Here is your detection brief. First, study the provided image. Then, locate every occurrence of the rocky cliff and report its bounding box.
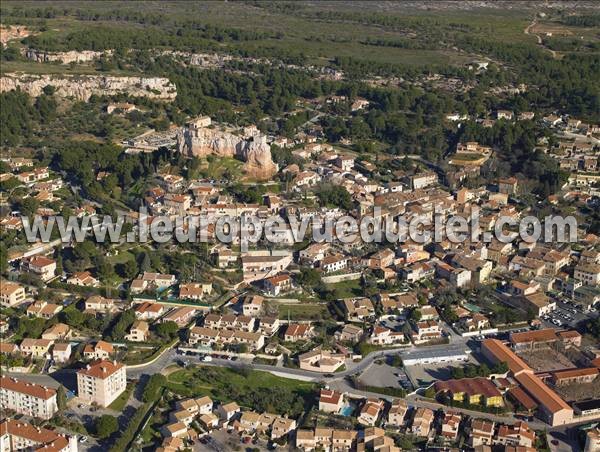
[24,49,112,64]
[176,122,277,180]
[0,73,177,101]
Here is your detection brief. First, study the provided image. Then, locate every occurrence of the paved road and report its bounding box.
[126,338,470,381]
[126,348,178,379]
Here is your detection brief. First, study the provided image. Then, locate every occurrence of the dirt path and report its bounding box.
[525,18,542,44]
[524,15,558,59]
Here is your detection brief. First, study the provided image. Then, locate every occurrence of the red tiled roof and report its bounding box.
[319,389,342,405]
[553,367,598,380]
[482,339,532,376]
[285,323,310,338]
[507,387,538,411]
[0,420,69,451]
[77,360,123,379]
[0,376,56,400]
[435,377,501,398]
[515,372,572,414]
[510,328,558,345]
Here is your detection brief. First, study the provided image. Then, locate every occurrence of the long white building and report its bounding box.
[0,376,58,420]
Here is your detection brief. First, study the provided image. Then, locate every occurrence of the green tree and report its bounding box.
[61,307,84,328]
[409,308,422,322]
[17,198,39,218]
[96,261,115,282]
[424,386,436,399]
[586,317,600,339]
[121,259,138,279]
[142,374,166,403]
[389,355,403,367]
[297,268,321,290]
[57,385,68,410]
[106,309,135,341]
[451,367,465,379]
[492,361,509,374]
[95,415,118,439]
[139,252,151,272]
[154,321,178,340]
[16,317,47,339]
[315,183,353,210]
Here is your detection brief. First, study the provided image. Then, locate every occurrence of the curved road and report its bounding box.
[125,340,469,380]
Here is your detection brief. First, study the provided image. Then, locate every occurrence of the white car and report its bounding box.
[79,436,88,443]
[202,355,213,362]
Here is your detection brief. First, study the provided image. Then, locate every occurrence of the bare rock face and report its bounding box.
[240,135,278,179]
[177,120,277,180]
[0,26,32,47]
[24,49,112,64]
[177,125,238,158]
[0,73,177,101]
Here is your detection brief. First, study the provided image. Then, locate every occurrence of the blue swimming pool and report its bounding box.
[340,405,354,416]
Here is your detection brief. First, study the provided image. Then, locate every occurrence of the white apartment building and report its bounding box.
[0,376,58,420]
[320,255,349,273]
[0,282,26,307]
[574,264,600,286]
[411,172,438,190]
[21,255,57,281]
[76,360,126,407]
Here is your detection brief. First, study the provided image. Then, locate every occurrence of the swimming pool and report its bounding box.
[340,404,354,416]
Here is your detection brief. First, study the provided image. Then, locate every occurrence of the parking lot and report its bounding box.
[541,300,592,329]
[357,360,412,391]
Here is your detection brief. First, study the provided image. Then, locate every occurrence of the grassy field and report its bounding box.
[167,365,314,396]
[198,156,244,180]
[277,302,328,320]
[325,278,363,298]
[166,365,315,416]
[106,249,135,265]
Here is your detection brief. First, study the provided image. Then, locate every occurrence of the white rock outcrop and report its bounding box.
[177,119,277,180]
[0,73,177,101]
[24,49,113,64]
